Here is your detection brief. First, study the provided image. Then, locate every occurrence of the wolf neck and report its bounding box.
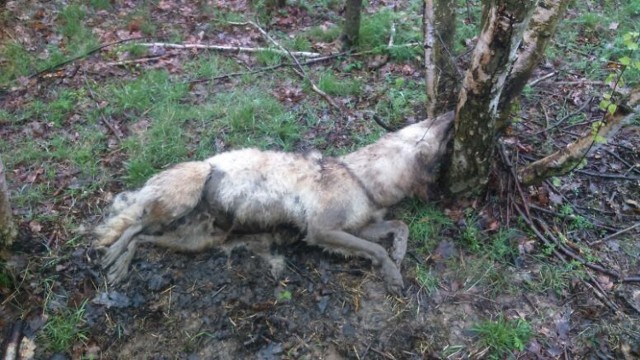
[339,135,423,207]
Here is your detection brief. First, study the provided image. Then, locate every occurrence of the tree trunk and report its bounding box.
[444,0,536,195]
[341,0,363,50]
[497,0,570,131]
[519,87,640,185]
[0,157,17,248]
[424,0,458,118]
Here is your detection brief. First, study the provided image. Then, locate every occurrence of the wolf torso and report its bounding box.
[204,149,382,234]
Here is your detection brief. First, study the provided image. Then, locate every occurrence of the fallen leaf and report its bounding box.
[29,221,42,233]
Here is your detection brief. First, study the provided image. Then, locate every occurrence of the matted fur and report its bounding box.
[96,112,454,295]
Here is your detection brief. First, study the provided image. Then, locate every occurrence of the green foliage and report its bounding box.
[530,263,571,295]
[415,264,439,294]
[374,77,426,128]
[397,200,452,254]
[277,289,292,302]
[0,42,34,85]
[472,315,533,359]
[221,91,301,150]
[89,0,112,10]
[42,301,89,352]
[106,70,189,117]
[59,5,99,56]
[304,25,341,43]
[316,72,362,97]
[256,50,284,66]
[184,54,238,79]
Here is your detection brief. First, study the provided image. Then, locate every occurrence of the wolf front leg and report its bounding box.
[357,220,409,268]
[307,228,404,296]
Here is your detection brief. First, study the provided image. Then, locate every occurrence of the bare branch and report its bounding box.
[138,42,323,58]
[519,87,640,185]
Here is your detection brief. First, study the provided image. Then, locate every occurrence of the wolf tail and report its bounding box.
[95,161,212,283]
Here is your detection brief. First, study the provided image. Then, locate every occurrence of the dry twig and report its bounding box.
[243,21,344,112]
[138,42,323,58]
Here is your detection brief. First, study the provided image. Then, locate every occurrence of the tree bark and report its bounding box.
[341,0,363,50]
[0,157,17,248]
[444,0,536,195]
[497,0,570,131]
[519,87,640,185]
[424,0,458,118]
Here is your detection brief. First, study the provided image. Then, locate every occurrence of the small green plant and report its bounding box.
[415,264,439,294]
[472,315,533,359]
[397,200,452,254]
[462,219,481,253]
[42,301,89,352]
[277,290,292,302]
[487,228,517,263]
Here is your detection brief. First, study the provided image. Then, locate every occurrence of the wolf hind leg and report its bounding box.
[356,220,409,268]
[306,228,404,296]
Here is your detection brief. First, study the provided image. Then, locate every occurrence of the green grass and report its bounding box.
[220,90,302,150]
[0,42,35,85]
[58,5,100,57]
[41,301,88,353]
[397,200,452,255]
[375,77,426,128]
[472,315,533,360]
[316,71,362,97]
[415,264,439,294]
[105,70,189,118]
[89,0,112,10]
[184,54,238,79]
[303,25,341,43]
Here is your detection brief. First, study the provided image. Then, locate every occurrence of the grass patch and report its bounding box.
[220,90,302,150]
[0,42,35,85]
[304,25,341,43]
[415,264,439,294]
[41,301,88,353]
[316,71,361,97]
[375,77,426,128]
[397,200,452,255]
[472,315,533,360]
[105,70,189,118]
[58,5,100,57]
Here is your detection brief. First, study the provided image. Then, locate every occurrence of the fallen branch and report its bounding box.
[138,42,323,58]
[575,170,640,181]
[532,96,592,136]
[3,320,23,360]
[243,21,344,112]
[104,55,164,67]
[527,71,557,87]
[589,222,640,246]
[26,37,145,81]
[519,86,640,185]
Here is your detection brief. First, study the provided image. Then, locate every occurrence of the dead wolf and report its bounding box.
[95,112,454,295]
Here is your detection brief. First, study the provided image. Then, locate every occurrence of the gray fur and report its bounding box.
[95,112,454,295]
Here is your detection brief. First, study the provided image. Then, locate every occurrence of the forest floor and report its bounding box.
[1,0,639,359]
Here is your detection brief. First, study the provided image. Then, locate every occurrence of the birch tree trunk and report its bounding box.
[497,0,570,130]
[444,0,536,195]
[342,0,363,49]
[0,157,17,248]
[424,0,457,118]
